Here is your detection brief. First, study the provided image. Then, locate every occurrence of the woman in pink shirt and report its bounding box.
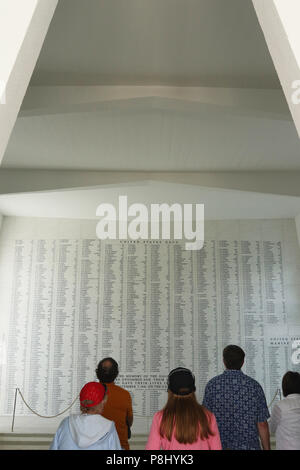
[146,368,222,450]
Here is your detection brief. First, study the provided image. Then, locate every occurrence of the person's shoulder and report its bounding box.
[242,372,264,388]
[206,373,224,387]
[58,416,70,428]
[112,383,132,398]
[97,413,115,427]
[104,417,119,436]
[271,399,282,412]
[54,415,70,435]
[152,410,163,423]
[274,396,292,410]
[87,414,115,436]
[242,373,266,394]
[202,406,215,420]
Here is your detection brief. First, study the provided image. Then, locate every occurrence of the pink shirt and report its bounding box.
[146,410,222,450]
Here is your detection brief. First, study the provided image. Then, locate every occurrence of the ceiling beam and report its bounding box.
[0,0,58,165]
[21,86,290,117]
[1,169,300,198]
[252,0,300,138]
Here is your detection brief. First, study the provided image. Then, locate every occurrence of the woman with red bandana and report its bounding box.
[50,382,121,450]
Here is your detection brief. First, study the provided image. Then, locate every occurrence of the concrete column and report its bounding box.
[252,0,300,138]
[0,0,58,163]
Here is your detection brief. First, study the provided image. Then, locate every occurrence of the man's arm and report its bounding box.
[126,392,133,427]
[257,421,271,450]
[126,413,133,427]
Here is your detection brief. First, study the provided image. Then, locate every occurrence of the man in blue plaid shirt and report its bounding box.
[203,345,270,450]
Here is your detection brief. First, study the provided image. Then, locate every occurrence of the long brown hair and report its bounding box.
[159,392,214,444]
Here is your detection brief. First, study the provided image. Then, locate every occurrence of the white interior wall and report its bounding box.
[0,215,300,435]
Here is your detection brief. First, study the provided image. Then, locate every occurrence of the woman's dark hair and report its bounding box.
[96,357,119,383]
[223,345,245,370]
[282,371,300,397]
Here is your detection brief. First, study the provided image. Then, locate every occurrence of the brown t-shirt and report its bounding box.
[101,382,133,450]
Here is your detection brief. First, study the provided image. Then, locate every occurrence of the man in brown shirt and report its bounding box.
[96,358,133,450]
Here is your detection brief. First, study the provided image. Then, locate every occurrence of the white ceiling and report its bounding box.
[2,0,299,175]
[30,0,280,89]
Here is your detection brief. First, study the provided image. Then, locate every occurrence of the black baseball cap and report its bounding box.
[168,367,196,396]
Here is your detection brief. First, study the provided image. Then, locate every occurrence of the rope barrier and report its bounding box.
[12,388,150,431]
[11,388,80,431]
[267,388,281,409]
[17,388,79,418]
[11,386,281,432]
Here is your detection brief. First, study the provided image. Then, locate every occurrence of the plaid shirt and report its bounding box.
[203,370,270,450]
